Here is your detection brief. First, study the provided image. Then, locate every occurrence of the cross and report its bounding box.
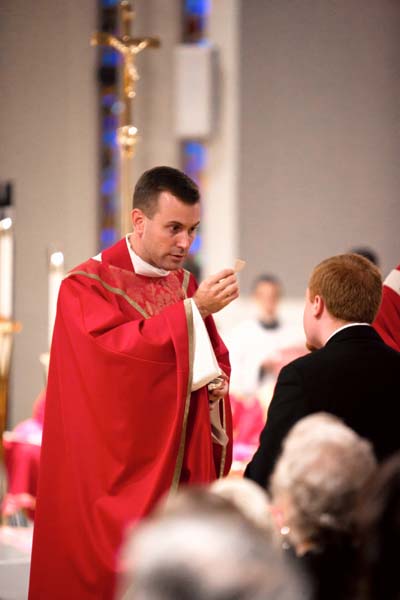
[91,1,161,235]
[91,0,160,157]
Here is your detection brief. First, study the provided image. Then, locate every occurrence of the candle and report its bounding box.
[0,217,14,320]
[48,250,65,348]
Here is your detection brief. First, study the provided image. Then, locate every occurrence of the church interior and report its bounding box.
[1,1,400,598]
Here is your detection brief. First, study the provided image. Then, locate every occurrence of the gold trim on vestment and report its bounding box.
[65,271,150,319]
[66,268,195,492]
[182,269,190,298]
[169,298,194,494]
[219,400,227,478]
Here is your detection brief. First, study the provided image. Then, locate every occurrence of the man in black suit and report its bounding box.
[245,253,400,488]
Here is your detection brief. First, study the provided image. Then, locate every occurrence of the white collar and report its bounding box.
[325,322,371,345]
[125,234,170,278]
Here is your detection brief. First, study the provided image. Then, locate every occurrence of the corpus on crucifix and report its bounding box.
[91,0,160,235]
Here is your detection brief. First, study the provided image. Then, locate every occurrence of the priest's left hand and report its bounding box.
[208,372,229,408]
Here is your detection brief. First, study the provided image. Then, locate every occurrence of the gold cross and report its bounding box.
[91,1,161,234]
[91,1,160,123]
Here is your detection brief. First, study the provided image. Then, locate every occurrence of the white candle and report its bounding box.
[48,250,65,348]
[0,217,14,320]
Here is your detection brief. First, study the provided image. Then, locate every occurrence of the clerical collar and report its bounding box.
[125,235,170,278]
[258,319,280,330]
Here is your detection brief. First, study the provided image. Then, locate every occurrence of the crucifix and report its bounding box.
[91,0,160,235]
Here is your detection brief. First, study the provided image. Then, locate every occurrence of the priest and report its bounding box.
[29,166,238,600]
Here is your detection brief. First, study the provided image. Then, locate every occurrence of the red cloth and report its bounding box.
[373,264,400,352]
[230,394,265,463]
[3,443,41,518]
[2,391,46,518]
[32,393,46,425]
[29,239,232,600]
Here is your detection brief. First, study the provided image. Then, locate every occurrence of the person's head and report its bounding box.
[131,166,200,271]
[271,413,376,552]
[357,452,400,600]
[210,478,273,534]
[118,488,306,600]
[251,274,282,321]
[154,486,240,521]
[350,246,380,267]
[303,253,382,349]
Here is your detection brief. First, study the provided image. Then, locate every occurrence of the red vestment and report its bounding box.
[29,239,232,599]
[373,264,400,352]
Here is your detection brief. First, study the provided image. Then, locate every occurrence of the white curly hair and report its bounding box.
[271,412,377,547]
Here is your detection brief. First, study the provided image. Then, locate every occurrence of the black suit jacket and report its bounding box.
[245,325,400,487]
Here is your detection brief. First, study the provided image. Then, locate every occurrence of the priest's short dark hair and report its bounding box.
[133,166,200,216]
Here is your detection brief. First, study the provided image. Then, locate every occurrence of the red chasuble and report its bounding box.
[373,264,400,352]
[29,239,232,600]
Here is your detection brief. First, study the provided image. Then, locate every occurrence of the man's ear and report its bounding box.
[312,294,324,318]
[131,208,145,236]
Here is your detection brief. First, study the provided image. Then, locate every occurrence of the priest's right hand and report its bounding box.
[193,269,239,318]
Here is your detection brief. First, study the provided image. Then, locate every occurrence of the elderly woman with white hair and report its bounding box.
[118,487,307,600]
[270,412,377,600]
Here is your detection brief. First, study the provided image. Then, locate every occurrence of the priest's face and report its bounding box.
[131,191,200,271]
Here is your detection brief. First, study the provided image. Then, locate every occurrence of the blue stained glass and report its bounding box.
[101,176,117,195]
[103,115,118,129]
[102,130,118,146]
[102,93,117,108]
[197,39,211,48]
[102,165,115,179]
[101,49,119,67]
[101,227,118,248]
[189,233,202,254]
[104,197,118,214]
[111,101,124,115]
[183,141,207,174]
[98,2,120,251]
[185,0,211,16]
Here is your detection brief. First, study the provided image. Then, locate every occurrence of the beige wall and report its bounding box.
[0,1,98,425]
[239,0,400,295]
[132,0,181,174]
[204,0,240,277]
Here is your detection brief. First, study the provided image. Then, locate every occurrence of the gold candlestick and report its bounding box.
[0,319,21,461]
[0,212,20,462]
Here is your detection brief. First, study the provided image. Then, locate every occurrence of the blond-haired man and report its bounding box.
[245,254,400,488]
